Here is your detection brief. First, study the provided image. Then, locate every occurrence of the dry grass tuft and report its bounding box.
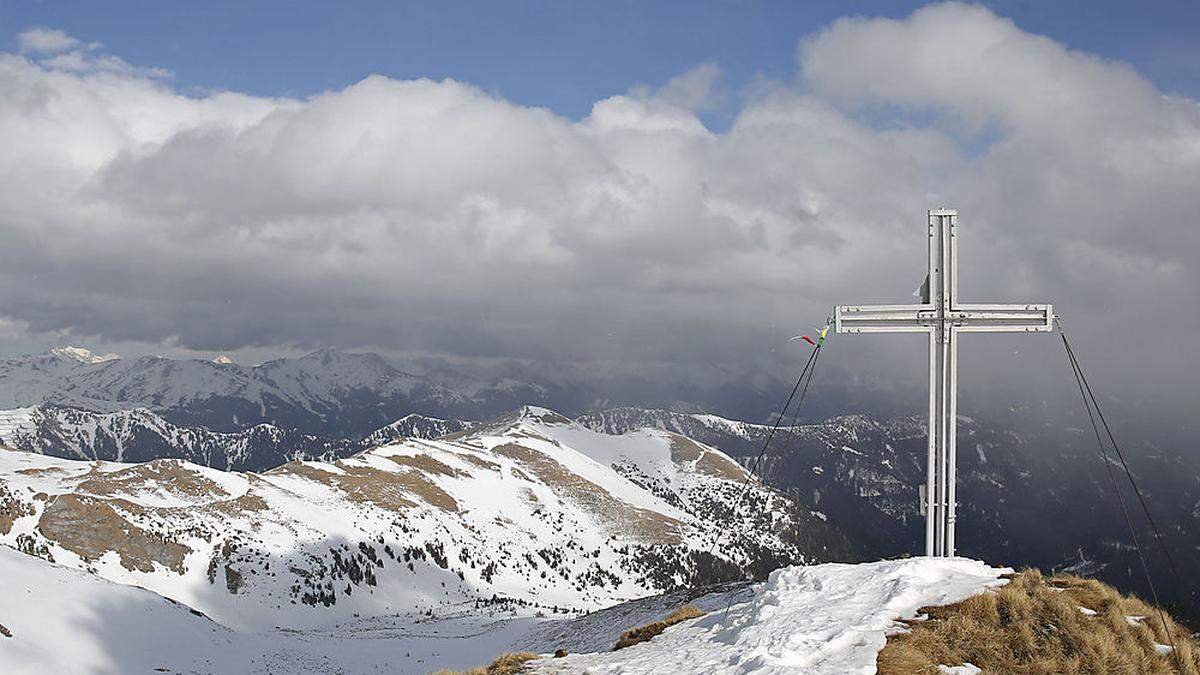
[432,651,539,674]
[613,604,706,651]
[877,569,1199,674]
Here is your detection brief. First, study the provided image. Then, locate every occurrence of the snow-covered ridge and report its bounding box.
[360,413,473,448]
[532,558,1011,674]
[0,348,463,434]
[0,406,831,634]
[579,406,928,446]
[0,404,480,471]
[0,404,353,470]
[0,347,557,435]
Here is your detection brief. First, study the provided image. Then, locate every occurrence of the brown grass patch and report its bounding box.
[205,488,269,516]
[694,450,746,482]
[269,460,459,512]
[76,460,232,502]
[493,443,682,544]
[614,605,706,650]
[38,493,190,573]
[433,427,474,442]
[15,466,70,477]
[387,453,465,478]
[877,569,1199,674]
[0,484,35,534]
[433,651,539,674]
[668,435,704,463]
[449,451,502,472]
[669,435,746,482]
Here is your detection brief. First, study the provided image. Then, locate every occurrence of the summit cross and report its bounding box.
[834,209,1054,557]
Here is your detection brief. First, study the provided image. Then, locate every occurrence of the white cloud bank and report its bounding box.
[0,3,1197,390]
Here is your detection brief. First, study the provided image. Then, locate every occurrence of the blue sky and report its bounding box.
[3,0,1198,124]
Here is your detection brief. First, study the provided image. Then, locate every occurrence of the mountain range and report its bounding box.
[0,406,844,635]
[0,404,471,471]
[0,346,808,436]
[1,345,1196,628]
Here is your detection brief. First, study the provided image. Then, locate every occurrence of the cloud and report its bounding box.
[642,62,724,112]
[16,27,82,54]
[15,27,166,78]
[0,5,1197,397]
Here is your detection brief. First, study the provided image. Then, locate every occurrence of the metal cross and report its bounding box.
[834,209,1054,557]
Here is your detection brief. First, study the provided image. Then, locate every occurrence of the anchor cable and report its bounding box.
[709,341,823,620]
[727,344,819,527]
[788,346,823,431]
[1060,324,1198,628]
[1060,327,1179,655]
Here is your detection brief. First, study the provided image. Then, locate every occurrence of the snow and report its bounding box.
[49,346,120,364]
[533,558,1010,675]
[0,545,1011,675]
[0,546,535,674]
[0,545,234,674]
[0,347,435,416]
[0,406,36,445]
[938,664,982,675]
[0,403,354,469]
[503,414,691,520]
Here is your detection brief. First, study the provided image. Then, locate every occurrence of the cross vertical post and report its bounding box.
[834,209,1053,557]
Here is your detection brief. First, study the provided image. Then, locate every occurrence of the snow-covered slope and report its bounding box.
[0,545,238,674]
[531,558,1010,675]
[0,544,532,674]
[0,544,1007,675]
[0,406,838,634]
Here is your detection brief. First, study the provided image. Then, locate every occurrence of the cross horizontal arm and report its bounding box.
[835,304,931,334]
[950,303,1053,332]
[835,303,1053,334]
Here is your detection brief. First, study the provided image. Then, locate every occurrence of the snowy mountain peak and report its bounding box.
[518,405,575,426]
[48,346,120,364]
[211,355,234,365]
